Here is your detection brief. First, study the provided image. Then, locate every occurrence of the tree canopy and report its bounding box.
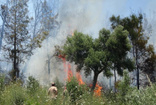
[62,25,134,91]
[110,13,156,89]
[3,0,31,80]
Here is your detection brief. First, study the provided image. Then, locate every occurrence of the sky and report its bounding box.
[0,0,155,27]
[0,0,156,85]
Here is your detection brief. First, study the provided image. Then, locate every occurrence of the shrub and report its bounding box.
[117,70,131,103]
[0,73,5,91]
[0,74,5,104]
[26,76,39,94]
[1,82,26,105]
[66,77,85,103]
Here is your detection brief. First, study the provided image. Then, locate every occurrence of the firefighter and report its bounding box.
[48,82,58,99]
[63,86,68,97]
[62,86,68,104]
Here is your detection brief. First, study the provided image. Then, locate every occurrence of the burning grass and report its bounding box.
[58,54,103,96]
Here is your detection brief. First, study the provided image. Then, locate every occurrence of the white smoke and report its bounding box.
[25,0,111,86]
[24,0,156,87]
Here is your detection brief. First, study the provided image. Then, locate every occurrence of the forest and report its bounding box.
[0,0,156,105]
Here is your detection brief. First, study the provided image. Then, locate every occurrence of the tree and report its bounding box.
[62,25,133,91]
[32,0,42,39]
[106,26,134,92]
[40,0,59,75]
[110,13,156,89]
[117,70,131,103]
[3,0,31,81]
[0,0,9,51]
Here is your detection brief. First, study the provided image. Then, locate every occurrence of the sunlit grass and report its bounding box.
[0,75,156,105]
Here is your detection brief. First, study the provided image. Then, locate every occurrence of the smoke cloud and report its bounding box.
[24,0,156,87]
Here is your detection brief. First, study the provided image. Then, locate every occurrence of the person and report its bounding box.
[48,82,58,99]
[63,86,68,97]
[62,86,68,104]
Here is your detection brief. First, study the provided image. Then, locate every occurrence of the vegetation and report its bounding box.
[66,77,86,103]
[0,74,156,105]
[110,14,156,89]
[3,0,32,81]
[62,25,134,91]
[0,0,156,104]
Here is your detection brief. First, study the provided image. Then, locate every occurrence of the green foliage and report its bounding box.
[117,70,131,103]
[0,79,156,105]
[0,74,5,103]
[1,83,26,105]
[31,31,49,48]
[63,27,133,91]
[110,13,156,84]
[3,0,32,81]
[106,25,134,75]
[66,77,86,103]
[0,73,5,91]
[26,76,39,94]
[63,31,93,70]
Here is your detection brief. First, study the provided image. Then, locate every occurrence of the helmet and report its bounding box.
[51,82,55,86]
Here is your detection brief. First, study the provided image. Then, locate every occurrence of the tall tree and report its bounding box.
[62,25,133,91]
[40,0,59,75]
[110,13,156,89]
[3,0,31,80]
[0,0,9,51]
[32,0,42,39]
[106,25,134,91]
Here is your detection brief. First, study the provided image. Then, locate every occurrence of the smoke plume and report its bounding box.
[25,0,156,87]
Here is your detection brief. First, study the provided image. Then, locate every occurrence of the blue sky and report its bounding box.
[100,0,155,17]
[0,0,155,24]
[0,0,156,41]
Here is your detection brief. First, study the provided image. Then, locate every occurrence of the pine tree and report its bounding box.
[110,13,156,89]
[3,0,31,81]
[0,0,9,51]
[62,26,134,91]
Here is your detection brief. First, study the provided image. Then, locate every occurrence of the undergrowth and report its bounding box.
[0,74,156,105]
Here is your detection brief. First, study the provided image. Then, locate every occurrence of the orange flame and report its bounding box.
[58,55,73,81]
[76,72,85,85]
[58,54,66,72]
[58,29,102,96]
[94,83,102,96]
[67,63,73,81]
[90,83,102,97]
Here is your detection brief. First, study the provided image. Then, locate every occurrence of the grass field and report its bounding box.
[0,74,156,105]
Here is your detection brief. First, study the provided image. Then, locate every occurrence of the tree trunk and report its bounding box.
[48,55,50,74]
[13,2,18,81]
[136,47,139,89]
[91,72,99,91]
[114,69,117,92]
[0,0,9,51]
[13,34,17,80]
[0,16,6,51]
[136,61,139,89]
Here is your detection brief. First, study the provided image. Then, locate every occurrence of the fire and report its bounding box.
[94,83,102,96]
[58,54,66,72]
[58,54,84,85]
[67,63,73,81]
[58,30,102,96]
[58,55,73,81]
[76,72,85,85]
[90,83,102,97]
